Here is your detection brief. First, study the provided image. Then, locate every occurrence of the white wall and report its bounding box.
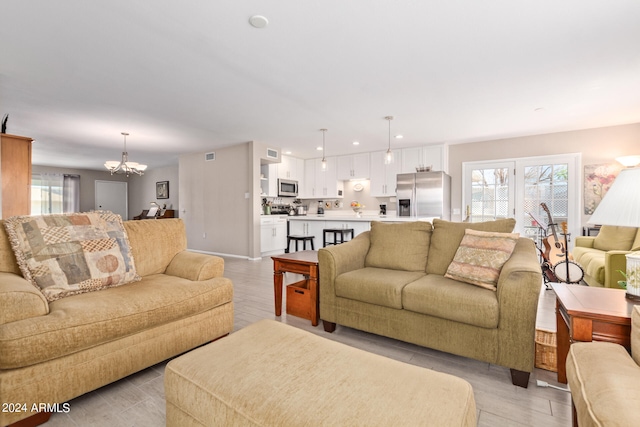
[179,143,254,257]
[448,122,640,224]
[128,165,179,219]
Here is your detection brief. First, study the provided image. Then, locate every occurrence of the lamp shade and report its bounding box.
[588,167,640,227]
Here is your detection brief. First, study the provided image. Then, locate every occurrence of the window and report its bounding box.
[463,154,581,244]
[31,173,80,215]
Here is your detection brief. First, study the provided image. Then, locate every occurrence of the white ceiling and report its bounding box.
[2,1,640,171]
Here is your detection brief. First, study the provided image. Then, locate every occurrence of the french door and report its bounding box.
[463,154,581,246]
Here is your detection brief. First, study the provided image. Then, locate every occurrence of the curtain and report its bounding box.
[63,174,80,213]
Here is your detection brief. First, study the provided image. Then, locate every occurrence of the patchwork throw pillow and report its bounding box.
[444,229,519,291]
[4,211,140,302]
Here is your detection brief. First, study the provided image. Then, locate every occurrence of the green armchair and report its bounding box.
[573,225,640,287]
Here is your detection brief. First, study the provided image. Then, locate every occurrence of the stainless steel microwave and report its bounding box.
[278,179,298,197]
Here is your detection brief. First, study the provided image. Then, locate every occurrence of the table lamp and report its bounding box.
[589,162,640,300]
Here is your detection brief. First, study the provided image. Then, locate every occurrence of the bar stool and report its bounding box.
[286,235,315,253]
[323,228,354,247]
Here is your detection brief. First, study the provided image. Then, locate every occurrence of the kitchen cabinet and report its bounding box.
[277,155,304,181]
[260,163,278,197]
[325,221,370,237]
[337,153,370,180]
[260,216,287,254]
[400,145,445,174]
[369,150,401,197]
[1,133,33,218]
[302,157,343,199]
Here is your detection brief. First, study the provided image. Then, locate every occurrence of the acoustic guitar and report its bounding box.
[540,203,566,263]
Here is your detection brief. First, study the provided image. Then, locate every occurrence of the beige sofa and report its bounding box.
[566,305,640,426]
[319,219,542,387]
[573,225,640,287]
[0,218,234,426]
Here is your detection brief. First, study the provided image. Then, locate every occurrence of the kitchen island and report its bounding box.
[287,213,434,251]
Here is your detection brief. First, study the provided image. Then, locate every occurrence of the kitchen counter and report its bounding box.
[288,214,435,223]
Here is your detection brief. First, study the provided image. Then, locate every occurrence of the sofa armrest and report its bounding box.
[604,250,631,288]
[319,232,370,322]
[574,236,595,248]
[0,272,49,325]
[165,251,225,281]
[495,238,543,371]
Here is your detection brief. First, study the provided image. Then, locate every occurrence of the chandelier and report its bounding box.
[104,132,147,176]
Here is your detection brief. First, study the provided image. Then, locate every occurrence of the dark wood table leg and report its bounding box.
[556,300,570,384]
[274,263,283,317]
[308,265,319,326]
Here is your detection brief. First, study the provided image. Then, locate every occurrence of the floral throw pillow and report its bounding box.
[4,211,140,302]
[444,229,519,291]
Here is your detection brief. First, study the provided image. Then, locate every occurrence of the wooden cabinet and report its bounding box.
[400,145,446,174]
[370,150,401,197]
[260,216,287,254]
[337,153,370,180]
[277,155,304,181]
[303,157,343,199]
[260,163,278,197]
[1,133,33,218]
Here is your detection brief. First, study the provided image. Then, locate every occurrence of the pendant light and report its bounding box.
[320,128,328,171]
[104,132,147,176]
[385,116,394,165]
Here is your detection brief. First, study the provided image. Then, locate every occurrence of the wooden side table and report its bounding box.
[272,251,319,326]
[552,283,637,383]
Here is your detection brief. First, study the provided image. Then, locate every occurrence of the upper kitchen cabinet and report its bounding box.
[337,153,370,180]
[302,157,344,199]
[260,163,278,197]
[369,149,401,197]
[1,133,33,218]
[277,155,304,181]
[400,145,447,174]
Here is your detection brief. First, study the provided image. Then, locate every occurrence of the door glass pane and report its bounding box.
[523,163,568,237]
[470,167,510,222]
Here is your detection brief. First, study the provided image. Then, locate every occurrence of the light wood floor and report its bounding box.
[45,256,569,427]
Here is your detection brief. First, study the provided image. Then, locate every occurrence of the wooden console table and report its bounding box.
[272,251,319,326]
[133,209,175,220]
[552,283,637,383]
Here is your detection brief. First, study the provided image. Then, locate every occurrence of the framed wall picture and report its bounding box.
[156,181,169,199]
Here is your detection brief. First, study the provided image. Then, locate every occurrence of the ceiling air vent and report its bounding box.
[205,152,215,161]
[266,148,278,160]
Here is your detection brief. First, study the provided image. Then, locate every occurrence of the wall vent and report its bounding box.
[205,152,215,161]
[266,148,279,160]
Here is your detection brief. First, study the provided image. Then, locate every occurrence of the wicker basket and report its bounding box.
[535,329,557,372]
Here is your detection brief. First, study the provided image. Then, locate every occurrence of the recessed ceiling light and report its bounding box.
[284,151,292,155]
[395,135,403,139]
[249,15,269,29]
[317,146,323,151]
[353,141,360,145]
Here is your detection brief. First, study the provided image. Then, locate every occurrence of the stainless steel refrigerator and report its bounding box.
[396,171,451,219]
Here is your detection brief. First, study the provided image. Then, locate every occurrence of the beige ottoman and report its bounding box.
[165,320,476,426]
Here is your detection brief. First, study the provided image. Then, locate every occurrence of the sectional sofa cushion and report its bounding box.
[402,274,499,328]
[3,212,140,302]
[0,273,233,369]
[444,229,519,291]
[593,225,638,251]
[426,218,517,276]
[335,267,425,309]
[365,221,432,272]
